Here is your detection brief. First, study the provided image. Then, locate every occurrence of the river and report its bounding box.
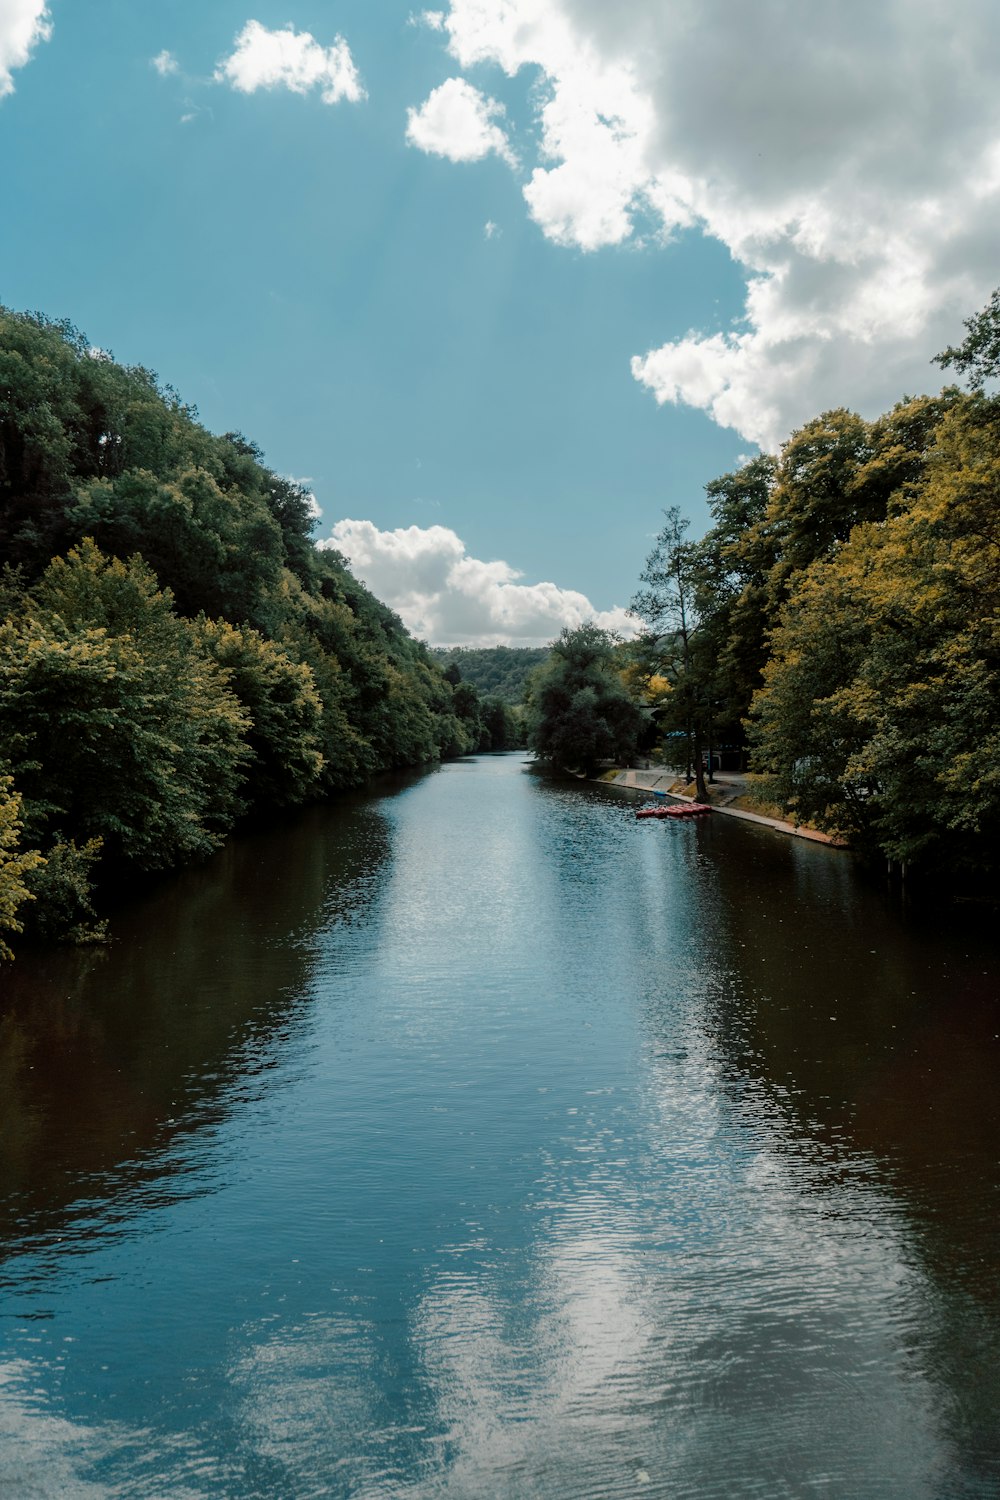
[0,753,997,1498]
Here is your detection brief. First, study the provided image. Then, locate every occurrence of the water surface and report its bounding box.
[1,754,997,1497]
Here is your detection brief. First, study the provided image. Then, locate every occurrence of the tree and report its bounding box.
[480,696,524,750]
[20,837,106,945]
[196,618,325,809]
[631,507,712,797]
[430,646,550,704]
[747,392,1000,874]
[0,303,533,942]
[935,285,1000,388]
[0,541,250,870]
[0,778,44,961]
[745,548,880,847]
[70,465,285,629]
[694,455,777,753]
[527,624,643,776]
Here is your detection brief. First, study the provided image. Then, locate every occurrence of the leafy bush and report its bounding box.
[21,838,106,945]
[0,778,44,960]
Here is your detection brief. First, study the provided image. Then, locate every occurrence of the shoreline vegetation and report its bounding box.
[596,766,848,847]
[524,288,1000,898]
[4,285,1000,955]
[0,308,522,958]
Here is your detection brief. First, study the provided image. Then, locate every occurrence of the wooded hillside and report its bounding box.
[431,646,549,703]
[0,309,495,952]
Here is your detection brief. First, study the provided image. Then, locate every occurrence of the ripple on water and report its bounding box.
[0,755,997,1498]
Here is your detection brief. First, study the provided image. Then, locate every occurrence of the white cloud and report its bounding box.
[483,219,500,239]
[215,20,364,105]
[318,519,634,646]
[0,1356,226,1496]
[424,0,1000,447]
[406,77,515,165]
[0,0,51,99]
[151,49,179,77]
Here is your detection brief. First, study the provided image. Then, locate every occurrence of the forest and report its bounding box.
[528,290,1000,890]
[4,288,999,954]
[431,645,549,704]
[0,309,516,956]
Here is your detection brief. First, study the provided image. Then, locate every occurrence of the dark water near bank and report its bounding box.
[0,754,998,1498]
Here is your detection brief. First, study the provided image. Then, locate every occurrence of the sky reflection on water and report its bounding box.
[0,756,997,1497]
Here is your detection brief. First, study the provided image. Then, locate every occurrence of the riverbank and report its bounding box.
[600,766,848,847]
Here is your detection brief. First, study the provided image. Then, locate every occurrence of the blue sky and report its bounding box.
[3,1,998,644]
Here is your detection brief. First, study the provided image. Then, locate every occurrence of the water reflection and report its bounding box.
[0,791,398,1254]
[0,757,997,1497]
[678,815,1000,1492]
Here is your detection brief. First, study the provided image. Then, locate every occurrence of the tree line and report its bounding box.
[0,309,509,956]
[528,290,1000,888]
[431,646,549,704]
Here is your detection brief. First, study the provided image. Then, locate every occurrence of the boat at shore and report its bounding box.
[636,802,712,820]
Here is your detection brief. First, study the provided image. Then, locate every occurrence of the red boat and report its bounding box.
[636,802,712,820]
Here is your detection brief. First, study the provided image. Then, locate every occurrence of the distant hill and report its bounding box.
[431,646,550,703]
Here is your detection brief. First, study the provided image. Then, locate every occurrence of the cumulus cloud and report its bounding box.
[318,519,634,646]
[215,20,364,105]
[151,49,179,77]
[0,0,51,99]
[423,0,1000,447]
[406,77,515,165]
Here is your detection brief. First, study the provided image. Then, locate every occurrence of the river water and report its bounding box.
[0,753,997,1498]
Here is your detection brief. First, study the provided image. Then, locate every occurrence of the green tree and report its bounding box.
[70,465,285,628]
[747,392,1000,874]
[480,696,524,750]
[276,617,373,790]
[527,624,643,776]
[730,402,949,635]
[935,285,1000,388]
[0,778,44,960]
[20,837,106,945]
[745,549,880,846]
[196,618,325,809]
[430,646,550,704]
[691,455,778,758]
[0,542,250,870]
[0,302,525,946]
[221,434,319,586]
[631,507,713,797]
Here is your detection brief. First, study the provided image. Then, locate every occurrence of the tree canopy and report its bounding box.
[934,286,1000,389]
[0,307,499,952]
[526,624,643,776]
[430,646,549,704]
[632,289,1000,886]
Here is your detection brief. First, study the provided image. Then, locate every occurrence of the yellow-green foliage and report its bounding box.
[197,617,324,807]
[0,778,44,961]
[630,290,1000,880]
[0,542,251,869]
[748,393,1000,868]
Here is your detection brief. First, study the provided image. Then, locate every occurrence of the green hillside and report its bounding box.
[0,308,503,952]
[431,646,549,704]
